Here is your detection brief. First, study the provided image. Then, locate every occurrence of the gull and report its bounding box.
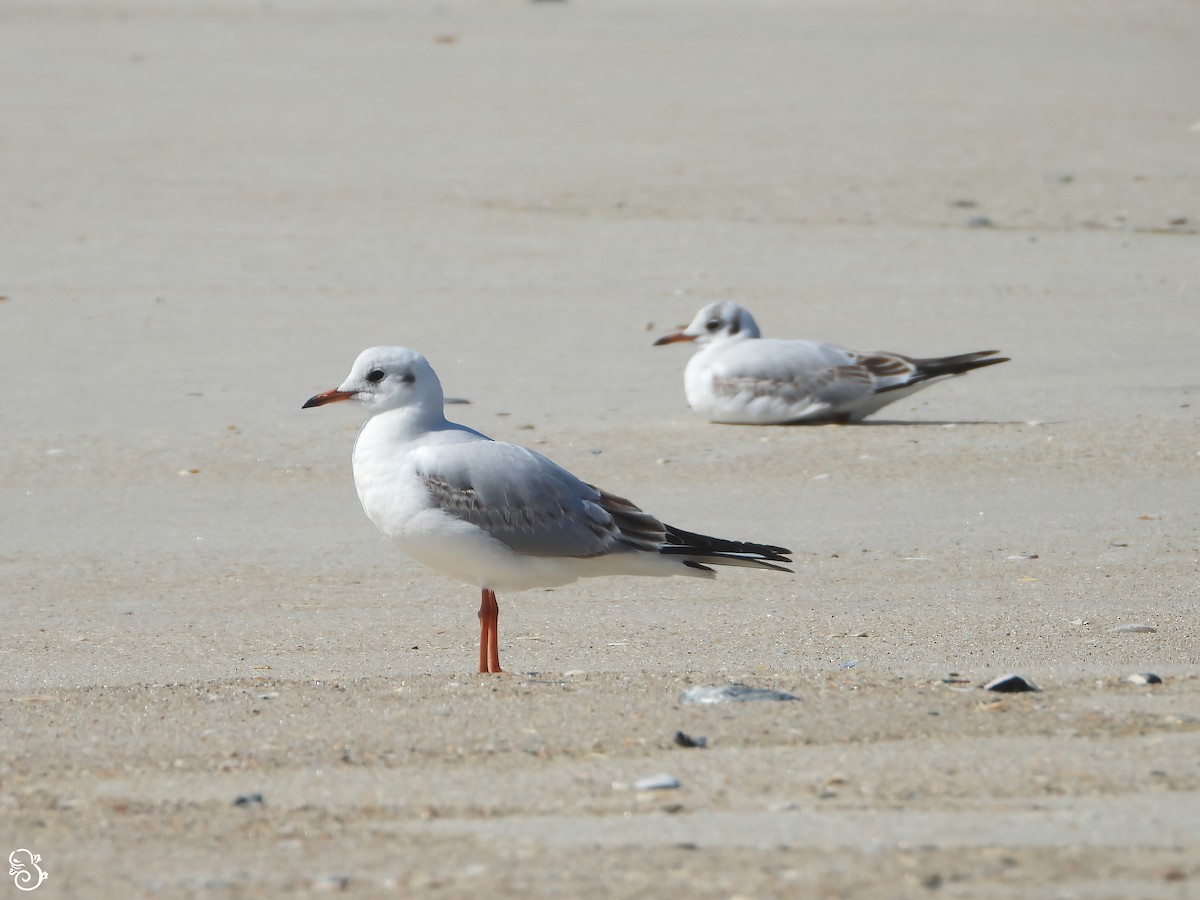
[655,301,1009,425]
[303,346,792,674]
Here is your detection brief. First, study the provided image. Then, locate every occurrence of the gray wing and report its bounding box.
[711,338,889,413]
[413,440,666,558]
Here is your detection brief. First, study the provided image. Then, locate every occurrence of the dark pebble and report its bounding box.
[1127,672,1163,685]
[673,730,708,749]
[984,674,1040,693]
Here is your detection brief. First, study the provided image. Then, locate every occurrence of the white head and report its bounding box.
[653,301,762,348]
[303,346,444,416]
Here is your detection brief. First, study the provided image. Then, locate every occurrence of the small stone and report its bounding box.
[1127,673,1163,685]
[680,683,799,705]
[672,731,707,749]
[233,792,264,806]
[966,216,996,228]
[312,875,351,891]
[631,773,681,792]
[1111,624,1157,634]
[984,674,1039,693]
[949,198,978,208]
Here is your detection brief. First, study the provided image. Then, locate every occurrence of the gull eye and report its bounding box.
[366,369,386,384]
[705,317,723,331]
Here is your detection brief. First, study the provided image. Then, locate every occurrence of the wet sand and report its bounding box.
[2,1,1198,896]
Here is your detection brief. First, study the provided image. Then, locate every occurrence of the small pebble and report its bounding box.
[631,773,681,792]
[966,216,996,228]
[233,793,264,807]
[673,730,707,749]
[984,674,1040,693]
[1127,673,1163,685]
[1111,624,1157,634]
[312,875,351,892]
[680,683,799,705]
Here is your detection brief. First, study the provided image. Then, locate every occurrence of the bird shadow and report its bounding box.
[808,418,1049,428]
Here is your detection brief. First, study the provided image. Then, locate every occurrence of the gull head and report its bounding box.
[303,346,444,414]
[653,301,762,348]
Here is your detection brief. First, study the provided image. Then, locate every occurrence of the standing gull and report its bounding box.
[303,346,792,674]
[655,301,1009,424]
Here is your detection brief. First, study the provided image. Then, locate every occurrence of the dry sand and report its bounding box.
[2,1,1199,896]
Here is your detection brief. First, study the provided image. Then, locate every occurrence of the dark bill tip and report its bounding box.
[653,333,696,346]
[302,388,354,409]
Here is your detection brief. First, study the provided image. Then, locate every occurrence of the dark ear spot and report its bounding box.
[728,317,741,336]
[399,371,416,385]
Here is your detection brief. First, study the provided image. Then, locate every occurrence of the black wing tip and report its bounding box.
[750,559,794,574]
[916,351,1011,377]
[661,523,793,571]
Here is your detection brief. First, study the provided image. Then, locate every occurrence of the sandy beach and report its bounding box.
[2,1,1198,896]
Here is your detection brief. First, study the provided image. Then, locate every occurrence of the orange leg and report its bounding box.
[477,588,503,674]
